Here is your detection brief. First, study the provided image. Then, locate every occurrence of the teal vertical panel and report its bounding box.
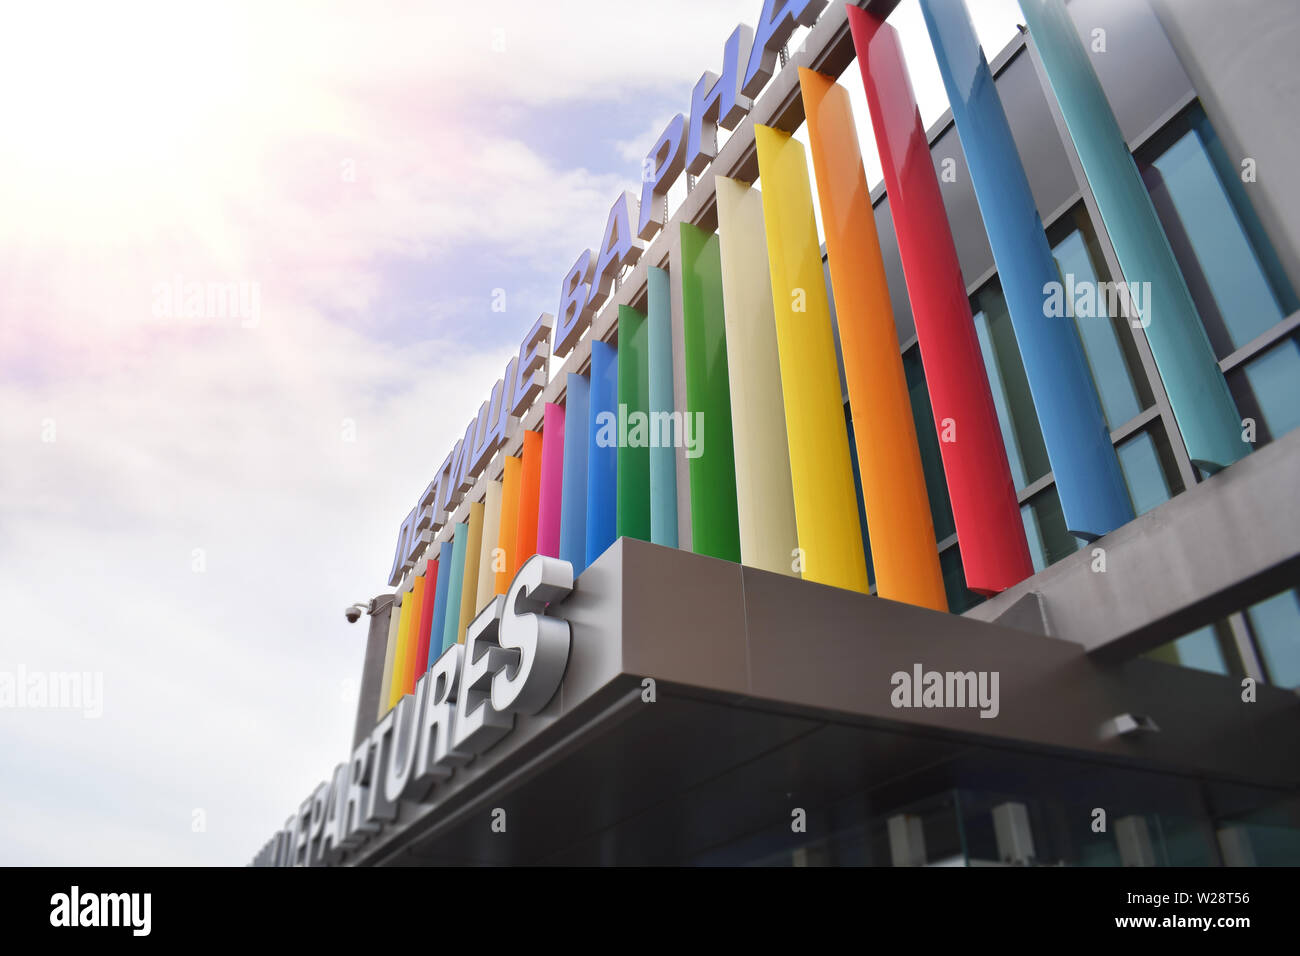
[679,222,741,562]
[646,267,679,547]
[617,305,652,541]
[440,523,468,653]
[428,540,454,658]
[1019,0,1247,474]
[560,373,590,573]
[586,341,618,568]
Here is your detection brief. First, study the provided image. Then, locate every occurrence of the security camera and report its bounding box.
[344,602,368,624]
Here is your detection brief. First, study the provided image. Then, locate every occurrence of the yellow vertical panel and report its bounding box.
[495,456,522,594]
[377,599,401,720]
[386,589,412,710]
[457,500,484,643]
[475,479,503,615]
[800,69,947,611]
[753,124,869,594]
[714,176,800,577]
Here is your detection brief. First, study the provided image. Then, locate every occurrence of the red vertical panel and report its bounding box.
[847,5,1032,594]
[414,557,437,681]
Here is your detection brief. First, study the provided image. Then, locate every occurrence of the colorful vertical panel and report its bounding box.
[751,126,869,593]
[377,598,400,720]
[429,540,454,661]
[617,305,652,542]
[401,573,427,694]
[847,6,1033,595]
[457,501,484,644]
[495,456,522,593]
[919,0,1132,539]
[714,176,800,577]
[586,341,619,568]
[646,267,679,548]
[414,557,438,678]
[440,523,468,655]
[560,373,591,572]
[678,222,741,563]
[476,480,503,614]
[537,403,566,559]
[1017,0,1247,474]
[797,68,946,610]
[387,592,412,710]
[514,430,543,570]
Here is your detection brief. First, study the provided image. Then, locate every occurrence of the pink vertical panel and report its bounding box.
[537,402,566,558]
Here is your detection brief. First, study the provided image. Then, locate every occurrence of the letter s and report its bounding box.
[492,554,573,715]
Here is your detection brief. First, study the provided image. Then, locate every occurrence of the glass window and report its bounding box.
[1020,485,1081,574]
[903,346,956,541]
[939,544,984,614]
[1245,588,1300,689]
[844,403,874,589]
[972,281,1051,488]
[1226,336,1300,446]
[1047,206,1153,428]
[1138,105,1298,359]
[1116,425,1182,516]
[1143,621,1240,677]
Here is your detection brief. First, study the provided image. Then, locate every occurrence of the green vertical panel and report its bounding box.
[679,222,741,562]
[617,304,652,542]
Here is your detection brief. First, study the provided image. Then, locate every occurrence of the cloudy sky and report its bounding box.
[0,0,1024,865]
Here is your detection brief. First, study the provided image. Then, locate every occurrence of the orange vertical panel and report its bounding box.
[495,455,522,594]
[514,430,543,571]
[401,572,427,694]
[799,68,947,611]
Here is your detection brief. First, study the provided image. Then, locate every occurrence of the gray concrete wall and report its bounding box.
[353,595,395,751]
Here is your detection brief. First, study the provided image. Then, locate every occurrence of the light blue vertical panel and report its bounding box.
[428,540,454,661]
[560,373,590,573]
[1018,0,1247,474]
[646,267,679,547]
[922,0,1132,538]
[440,523,468,654]
[586,341,619,568]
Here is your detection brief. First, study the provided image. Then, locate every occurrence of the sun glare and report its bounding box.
[0,2,263,245]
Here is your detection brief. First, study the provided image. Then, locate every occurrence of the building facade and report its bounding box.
[253,0,1300,867]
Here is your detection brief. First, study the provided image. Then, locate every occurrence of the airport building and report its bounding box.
[253,0,1300,866]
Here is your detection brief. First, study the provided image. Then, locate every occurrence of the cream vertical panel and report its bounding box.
[386,591,413,710]
[377,598,401,720]
[714,176,799,577]
[457,500,484,643]
[475,479,503,615]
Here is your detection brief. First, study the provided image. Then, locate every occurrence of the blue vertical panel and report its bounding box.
[646,267,679,547]
[440,523,468,654]
[586,341,619,568]
[1018,0,1247,474]
[560,372,591,573]
[427,540,454,667]
[921,0,1132,538]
